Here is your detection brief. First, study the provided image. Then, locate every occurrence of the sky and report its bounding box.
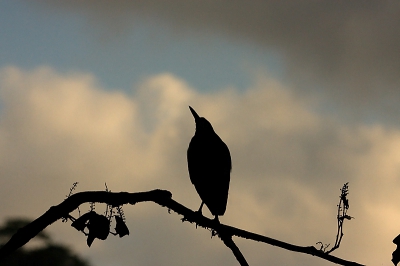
[1,1,400,265]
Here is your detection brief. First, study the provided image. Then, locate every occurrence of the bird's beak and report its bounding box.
[189,106,200,121]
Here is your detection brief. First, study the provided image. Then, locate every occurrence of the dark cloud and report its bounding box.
[35,0,400,122]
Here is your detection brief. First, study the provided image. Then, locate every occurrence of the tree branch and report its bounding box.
[219,230,249,266]
[0,189,364,266]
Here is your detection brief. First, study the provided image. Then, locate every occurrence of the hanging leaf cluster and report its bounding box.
[71,210,129,247]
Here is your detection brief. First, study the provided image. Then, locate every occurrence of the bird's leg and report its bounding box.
[210,215,221,237]
[191,202,205,228]
[197,202,204,215]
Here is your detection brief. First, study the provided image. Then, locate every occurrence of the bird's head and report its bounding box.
[189,106,214,134]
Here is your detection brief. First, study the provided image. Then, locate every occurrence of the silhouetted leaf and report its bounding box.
[71,212,93,232]
[86,212,110,247]
[344,215,353,220]
[115,216,129,238]
[86,234,95,247]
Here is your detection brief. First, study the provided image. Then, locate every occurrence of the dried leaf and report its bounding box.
[115,215,129,238]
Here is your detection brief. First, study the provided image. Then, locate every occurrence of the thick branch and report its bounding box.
[0,189,364,266]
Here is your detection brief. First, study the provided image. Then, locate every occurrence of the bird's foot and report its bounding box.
[192,202,205,227]
[193,210,205,228]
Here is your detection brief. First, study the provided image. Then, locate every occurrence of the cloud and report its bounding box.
[1,66,400,265]
[33,0,400,123]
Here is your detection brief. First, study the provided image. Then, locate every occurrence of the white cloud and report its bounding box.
[1,66,400,265]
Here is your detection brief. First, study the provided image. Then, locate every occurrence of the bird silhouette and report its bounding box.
[187,106,231,220]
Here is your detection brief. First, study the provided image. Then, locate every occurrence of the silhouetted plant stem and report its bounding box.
[325,182,352,254]
[0,189,364,266]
